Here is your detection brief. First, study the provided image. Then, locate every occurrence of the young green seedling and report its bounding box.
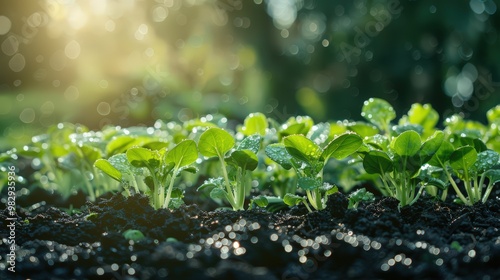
[362,130,444,207]
[361,98,396,136]
[427,141,500,205]
[197,128,262,210]
[123,229,146,242]
[266,132,363,211]
[95,140,198,209]
[348,188,375,209]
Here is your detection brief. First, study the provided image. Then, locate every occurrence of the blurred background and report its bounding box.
[1,0,499,149]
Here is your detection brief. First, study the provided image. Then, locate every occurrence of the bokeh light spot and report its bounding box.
[20,108,36,123]
[27,12,43,28]
[99,80,109,88]
[41,101,55,115]
[152,6,168,22]
[97,102,111,116]
[135,24,149,40]
[64,85,80,101]
[9,53,26,72]
[0,15,12,35]
[65,40,81,59]
[1,35,19,56]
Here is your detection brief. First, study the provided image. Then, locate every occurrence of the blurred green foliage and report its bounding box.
[0,0,499,150]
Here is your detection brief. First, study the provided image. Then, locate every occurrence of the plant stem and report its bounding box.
[443,168,469,205]
[482,181,495,203]
[478,173,486,200]
[463,169,475,204]
[163,166,179,209]
[314,188,323,210]
[409,184,425,206]
[151,174,162,209]
[236,169,246,210]
[306,190,317,210]
[218,156,239,210]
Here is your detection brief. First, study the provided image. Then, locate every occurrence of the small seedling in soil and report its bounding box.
[266,132,362,211]
[197,128,262,210]
[95,140,198,209]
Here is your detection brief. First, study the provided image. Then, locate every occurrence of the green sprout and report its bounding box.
[266,132,362,211]
[197,128,262,211]
[362,130,444,207]
[123,229,146,242]
[427,140,500,205]
[95,140,198,209]
[348,188,375,209]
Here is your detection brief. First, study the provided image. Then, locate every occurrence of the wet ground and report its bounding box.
[1,189,499,279]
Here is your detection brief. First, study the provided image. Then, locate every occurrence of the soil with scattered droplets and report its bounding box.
[1,187,500,280]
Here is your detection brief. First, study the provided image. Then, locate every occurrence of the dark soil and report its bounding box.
[1,188,500,280]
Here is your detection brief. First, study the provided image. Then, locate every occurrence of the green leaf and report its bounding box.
[348,188,375,208]
[107,153,144,176]
[392,154,421,176]
[485,170,500,184]
[298,176,321,190]
[79,145,102,164]
[251,196,269,208]
[236,134,262,154]
[419,174,448,190]
[165,140,198,168]
[123,229,145,242]
[265,144,293,170]
[473,150,500,173]
[226,149,259,171]
[449,146,477,171]
[58,153,79,170]
[280,116,314,137]
[391,124,423,136]
[453,136,487,152]
[210,187,228,200]
[284,135,321,165]
[363,150,393,175]
[321,133,363,161]
[168,197,184,209]
[403,103,439,134]
[94,159,122,182]
[364,134,390,151]
[106,136,136,156]
[428,141,454,167]
[198,128,235,158]
[487,105,500,125]
[142,141,169,151]
[321,183,338,195]
[392,130,421,157]
[241,112,268,136]
[179,166,198,174]
[127,147,160,170]
[307,122,331,145]
[361,98,396,130]
[197,177,225,191]
[346,122,379,138]
[419,131,444,164]
[283,193,306,206]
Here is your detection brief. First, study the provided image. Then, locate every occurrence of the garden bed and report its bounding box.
[2,99,500,279]
[2,187,499,279]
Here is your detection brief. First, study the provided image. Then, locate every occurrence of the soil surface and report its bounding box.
[1,187,500,280]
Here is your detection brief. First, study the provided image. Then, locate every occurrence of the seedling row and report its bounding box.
[2,98,500,211]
